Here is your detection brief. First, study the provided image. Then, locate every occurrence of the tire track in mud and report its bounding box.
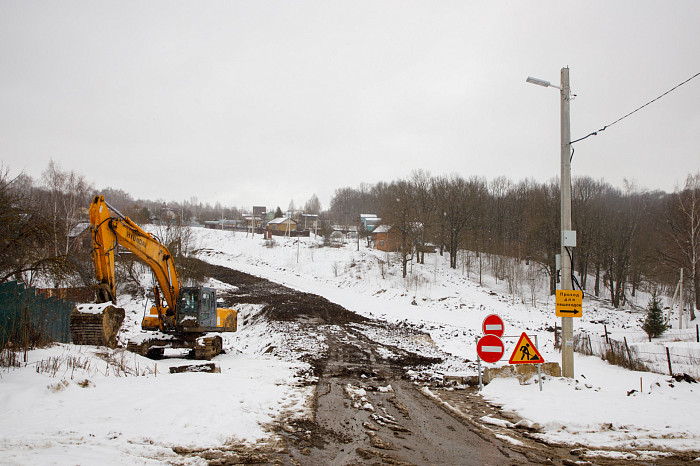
[197,260,542,464]
[279,324,532,465]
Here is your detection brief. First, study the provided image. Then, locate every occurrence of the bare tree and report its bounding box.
[487,176,512,256]
[572,177,606,290]
[410,170,435,264]
[329,183,383,225]
[41,159,66,259]
[520,179,559,294]
[597,182,644,307]
[0,165,63,284]
[659,172,700,318]
[41,159,93,257]
[432,175,477,270]
[304,194,322,215]
[380,180,420,278]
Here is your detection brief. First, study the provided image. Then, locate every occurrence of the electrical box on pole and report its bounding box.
[562,230,577,248]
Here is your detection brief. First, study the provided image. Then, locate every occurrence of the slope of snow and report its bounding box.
[1,226,698,463]
[193,229,700,453]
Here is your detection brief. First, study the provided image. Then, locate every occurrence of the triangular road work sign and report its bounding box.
[509,332,544,364]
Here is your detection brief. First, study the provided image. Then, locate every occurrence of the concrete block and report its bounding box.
[483,362,561,385]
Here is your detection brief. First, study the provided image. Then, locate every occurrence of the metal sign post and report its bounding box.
[476,336,482,390]
[535,335,542,392]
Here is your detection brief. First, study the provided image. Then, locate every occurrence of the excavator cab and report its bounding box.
[140,286,237,334]
[176,286,236,332]
[177,287,217,330]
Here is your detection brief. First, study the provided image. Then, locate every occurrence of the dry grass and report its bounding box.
[0,346,21,369]
[94,348,156,377]
[26,348,155,379]
[574,332,649,373]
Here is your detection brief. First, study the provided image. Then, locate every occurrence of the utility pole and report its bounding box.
[526,68,576,378]
[560,67,574,378]
[680,268,684,329]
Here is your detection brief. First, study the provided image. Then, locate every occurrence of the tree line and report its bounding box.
[328,170,699,315]
[0,160,244,290]
[1,160,698,315]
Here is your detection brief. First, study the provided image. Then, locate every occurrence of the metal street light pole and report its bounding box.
[527,67,574,378]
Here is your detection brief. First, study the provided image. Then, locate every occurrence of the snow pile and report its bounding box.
[482,357,699,451]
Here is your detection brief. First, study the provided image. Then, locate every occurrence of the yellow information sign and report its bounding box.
[555,290,583,317]
[509,332,544,364]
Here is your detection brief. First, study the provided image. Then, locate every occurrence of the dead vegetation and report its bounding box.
[574,331,650,373]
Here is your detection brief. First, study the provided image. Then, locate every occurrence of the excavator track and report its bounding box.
[193,336,222,360]
[126,335,223,360]
[69,304,125,348]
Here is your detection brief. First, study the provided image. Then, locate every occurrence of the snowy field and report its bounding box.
[1,226,699,463]
[0,334,312,464]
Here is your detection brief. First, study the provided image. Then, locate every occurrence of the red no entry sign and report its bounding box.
[476,334,504,363]
[482,314,504,338]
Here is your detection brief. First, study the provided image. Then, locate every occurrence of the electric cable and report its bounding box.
[564,246,585,299]
[570,71,700,145]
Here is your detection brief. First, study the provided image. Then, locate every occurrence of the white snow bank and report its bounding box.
[0,344,312,464]
[481,354,700,451]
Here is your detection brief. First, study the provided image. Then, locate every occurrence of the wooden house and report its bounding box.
[372,225,402,252]
[267,217,297,234]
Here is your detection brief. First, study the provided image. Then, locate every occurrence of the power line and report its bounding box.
[570,71,700,145]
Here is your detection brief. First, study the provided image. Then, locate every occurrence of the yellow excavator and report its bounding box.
[69,195,237,359]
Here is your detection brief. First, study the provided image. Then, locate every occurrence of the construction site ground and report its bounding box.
[169,261,696,466]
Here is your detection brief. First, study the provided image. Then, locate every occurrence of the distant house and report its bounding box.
[68,222,92,252]
[360,214,381,232]
[68,222,90,238]
[372,225,401,252]
[300,214,319,231]
[204,219,245,230]
[243,214,263,229]
[267,217,297,235]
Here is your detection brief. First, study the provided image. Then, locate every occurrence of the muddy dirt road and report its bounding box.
[191,262,692,465]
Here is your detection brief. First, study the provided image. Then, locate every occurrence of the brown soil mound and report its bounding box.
[198,260,368,325]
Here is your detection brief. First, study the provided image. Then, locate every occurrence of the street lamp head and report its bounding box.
[526,76,561,90]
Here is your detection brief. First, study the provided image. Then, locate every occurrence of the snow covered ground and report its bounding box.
[193,228,700,454]
[0,336,312,464]
[1,226,699,463]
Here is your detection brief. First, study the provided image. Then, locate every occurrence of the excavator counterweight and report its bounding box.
[69,303,125,348]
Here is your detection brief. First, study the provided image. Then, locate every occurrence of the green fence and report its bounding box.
[0,281,74,347]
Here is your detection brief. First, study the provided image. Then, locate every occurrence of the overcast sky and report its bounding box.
[1,1,699,211]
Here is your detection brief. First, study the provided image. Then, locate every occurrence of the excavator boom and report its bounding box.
[90,196,180,311]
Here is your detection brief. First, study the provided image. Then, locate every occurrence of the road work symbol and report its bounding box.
[509,332,544,364]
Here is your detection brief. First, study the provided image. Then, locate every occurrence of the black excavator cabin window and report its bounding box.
[180,289,198,315]
[200,290,214,321]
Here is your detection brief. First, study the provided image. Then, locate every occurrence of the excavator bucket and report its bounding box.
[69,303,125,348]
